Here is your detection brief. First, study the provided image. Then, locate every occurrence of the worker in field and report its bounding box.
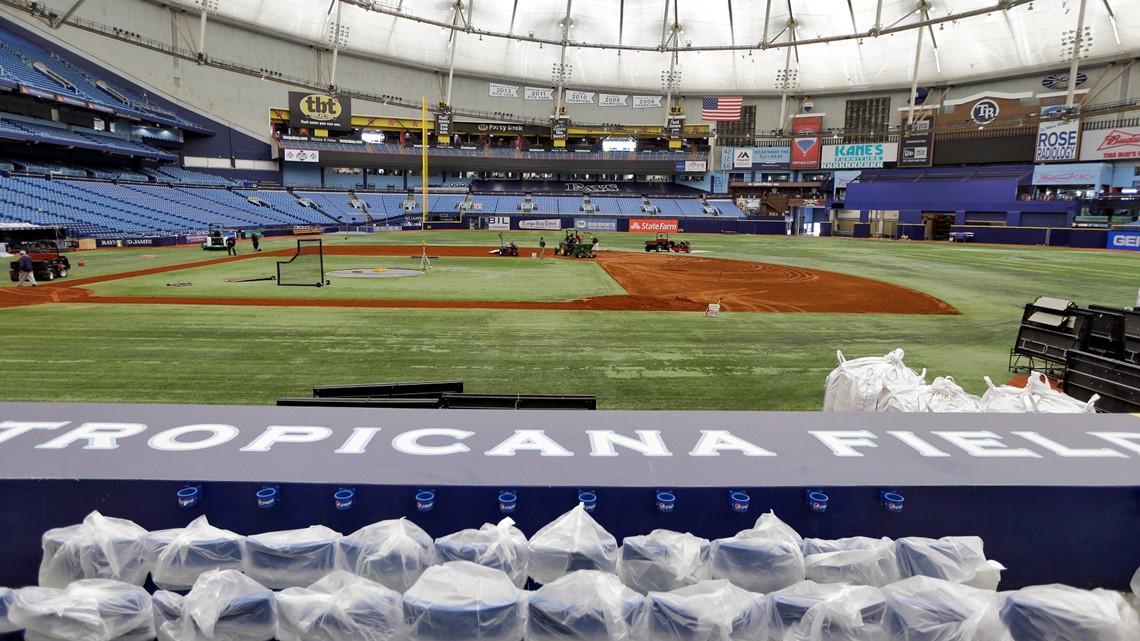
[538,236,546,260]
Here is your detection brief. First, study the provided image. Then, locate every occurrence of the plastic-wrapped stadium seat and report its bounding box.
[1000,584,1140,641]
[38,511,150,588]
[619,529,710,594]
[339,518,435,592]
[9,579,154,641]
[528,504,618,585]
[526,570,645,641]
[243,525,341,590]
[161,569,278,641]
[711,511,804,593]
[151,590,184,641]
[803,537,900,588]
[894,536,1004,590]
[765,581,886,641]
[435,518,528,588]
[146,515,244,591]
[882,576,1008,641]
[276,570,406,641]
[0,587,19,637]
[402,561,525,641]
[646,579,764,641]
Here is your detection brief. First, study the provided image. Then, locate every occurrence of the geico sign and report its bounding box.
[1110,233,1140,249]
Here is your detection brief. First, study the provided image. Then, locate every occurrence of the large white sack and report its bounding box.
[823,349,926,412]
[879,376,982,413]
[980,372,1097,413]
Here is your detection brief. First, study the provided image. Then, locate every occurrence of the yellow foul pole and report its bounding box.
[421,98,428,226]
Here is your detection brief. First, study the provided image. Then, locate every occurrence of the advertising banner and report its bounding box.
[898,119,934,168]
[790,116,823,169]
[1108,232,1140,251]
[599,94,628,107]
[1032,163,1107,186]
[1080,127,1140,161]
[633,95,663,109]
[1035,114,1080,162]
[629,219,679,233]
[525,87,554,101]
[821,143,898,169]
[676,161,707,172]
[96,239,121,248]
[519,218,562,231]
[435,113,452,137]
[489,82,519,98]
[283,149,320,163]
[488,216,511,231]
[565,90,595,104]
[288,92,351,131]
[733,149,753,168]
[575,218,618,232]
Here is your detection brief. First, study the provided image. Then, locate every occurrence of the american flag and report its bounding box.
[702,96,743,122]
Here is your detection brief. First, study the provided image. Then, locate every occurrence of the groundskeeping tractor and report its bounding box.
[556,229,597,258]
[645,233,691,253]
[201,224,231,251]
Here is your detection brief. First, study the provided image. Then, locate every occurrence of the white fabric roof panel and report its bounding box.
[169,0,1140,94]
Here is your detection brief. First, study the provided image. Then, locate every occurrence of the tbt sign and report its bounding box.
[288,92,351,132]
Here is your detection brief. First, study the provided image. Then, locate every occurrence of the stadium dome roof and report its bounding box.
[173,0,1135,94]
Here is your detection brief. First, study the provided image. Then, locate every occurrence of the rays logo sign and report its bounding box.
[1042,72,1087,91]
[288,91,352,131]
[971,100,1000,125]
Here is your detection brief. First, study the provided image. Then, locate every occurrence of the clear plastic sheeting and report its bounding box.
[402,561,525,641]
[152,590,185,641]
[275,570,406,641]
[38,511,150,588]
[434,518,529,588]
[339,518,435,593]
[0,587,17,634]
[803,537,900,588]
[999,584,1140,641]
[879,377,982,413]
[9,579,154,641]
[895,537,1004,590]
[646,579,765,641]
[765,580,886,641]
[980,372,1098,413]
[619,529,711,594]
[823,349,926,412]
[146,515,244,591]
[528,504,619,585]
[166,569,278,641]
[242,525,342,590]
[711,511,805,593]
[881,576,1010,641]
[526,570,646,641]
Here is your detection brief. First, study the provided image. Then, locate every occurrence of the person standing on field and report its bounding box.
[538,236,546,260]
[16,250,35,286]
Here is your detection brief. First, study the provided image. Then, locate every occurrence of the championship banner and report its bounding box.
[599,94,628,107]
[1035,109,1080,162]
[489,82,520,98]
[898,118,933,168]
[525,87,554,101]
[790,116,822,169]
[283,149,320,162]
[565,90,595,104]
[288,92,351,131]
[629,219,678,233]
[1079,127,1140,161]
[633,95,663,109]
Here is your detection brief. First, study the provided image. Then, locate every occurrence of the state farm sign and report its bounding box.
[628,219,679,233]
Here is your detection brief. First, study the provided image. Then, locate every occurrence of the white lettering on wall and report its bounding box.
[587,430,673,457]
[391,428,473,455]
[239,425,332,452]
[149,424,239,451]
[36,422,147,450]
[485,430,574,457]
[690,430,776,457]
[809,430,878,457]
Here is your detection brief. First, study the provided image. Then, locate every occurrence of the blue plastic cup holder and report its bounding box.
[177,486,200,508]
[807,490,829,513]
[415,490,435,512]
[881,491,905,513]
[730,491,750,513]
[334,488,355,511]
[256,487,278,509]
[578,491,597,512]
[499,492,518,514]
[656,491,676,513]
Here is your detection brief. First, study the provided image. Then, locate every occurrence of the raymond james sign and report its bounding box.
[0,403,1139,487]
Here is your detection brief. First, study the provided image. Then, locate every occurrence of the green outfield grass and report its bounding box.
[0,231,1134,410]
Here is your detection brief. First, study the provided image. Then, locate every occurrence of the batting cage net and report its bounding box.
[277,238,327,287]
